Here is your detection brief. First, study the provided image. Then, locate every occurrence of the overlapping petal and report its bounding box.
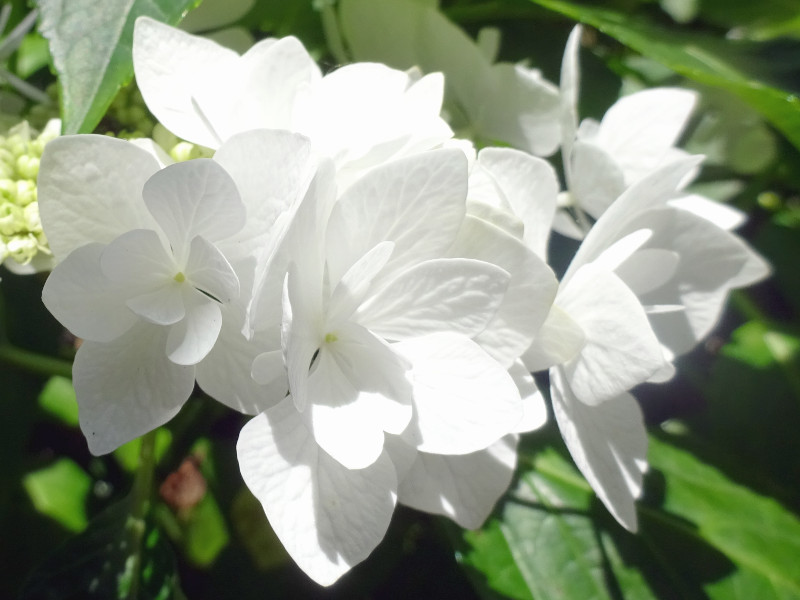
[397,332,522,455]
[397,435,517,529]
[550,367,647,532]
[73,322,195,455]
[237,398,397,586]
[38,135,160,260]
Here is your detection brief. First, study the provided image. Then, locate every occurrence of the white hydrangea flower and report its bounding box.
[39,130,317,453]
[133,17,452,187]
[526,157,770,530]
[237,148,557,585]
[465,122,767,530]
[555,26,743,239]
[339,0,561,156]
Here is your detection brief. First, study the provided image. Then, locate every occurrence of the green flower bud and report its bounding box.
[16,180,37,206]
[0,201,22,236]
[16,154,39,180]
[6,233,39,264]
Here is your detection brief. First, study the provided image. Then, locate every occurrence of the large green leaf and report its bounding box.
[528,0,800,152]
[460,435,800,599]
[34,0,198,134]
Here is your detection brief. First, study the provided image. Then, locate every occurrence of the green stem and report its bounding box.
[126,430,158,600]
[0,343,73,378]
[320,1,349,65]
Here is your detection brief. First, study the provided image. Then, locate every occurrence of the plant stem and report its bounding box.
[126,430,158,600]
[0,343,73,378]
[320,0,349,65]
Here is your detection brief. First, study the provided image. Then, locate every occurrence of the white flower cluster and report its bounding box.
[38,17,768,586]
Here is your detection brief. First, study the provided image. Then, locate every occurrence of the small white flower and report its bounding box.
[39,130,317,453]
[556,26,742,239]
[339,0,562,156]
[133,17,452,185]
[238,148,557,584]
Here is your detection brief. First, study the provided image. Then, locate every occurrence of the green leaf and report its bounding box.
[19,496,184,600]
[461,436,800,599]
[648,435,800,598]
[528,0,800,152]
[38,375,79,426]
[34,0,198,135]
[22,457,91,532]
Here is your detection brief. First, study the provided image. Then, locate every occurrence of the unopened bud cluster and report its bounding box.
[0,119,59,268]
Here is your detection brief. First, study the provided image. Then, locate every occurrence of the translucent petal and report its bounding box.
[397,332,522,455]
[559,265,665,405]
[307,326,412,469]
[41,243,137,343]
[38,135,159,260]
[551,367,647,531]
[100,228,175,288]
[73,323,195,455]
[133,17,238,147]
[326,149,467,287]
[184,235,240,303]
[165,290,222,365]
[356,258,509,342]
[398,435,517,529]
[448,215,557,367]
[237,398,397,586]
[143,159,245,262]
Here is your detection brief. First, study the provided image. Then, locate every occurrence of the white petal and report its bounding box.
[185,235,240,303]
[193,36,320,142]
[326,149,467,287]
[126,284,186,326]
[133,17,238,147]
[165,290,222,365]
[397,332,522,455]
[596,87,698,183]
[294,63,450,175]
[522,304,586,372]
[551,367,647,531]
[569,140,626,220]
[38,135,159,260]
[73,323,195,455]
[398,435,517,529]
[42,243,138,343]
[237,398,397,586]
[308,326,412,469]
[559,25,583,162]
[143,159,245,261]
[213,129,316,263]
[590,229,653,274]
[356,258,509,341]
[615,248,680,296]
[565,156,705,280]
[669,193,745,230]
[197,308,285,415]
[448,215,558,367]
[251,350,285,386]
[509,361,548,433]
[475,147,559,260]
[559,265,665,405]
[636,207,770,356]
[479,63,561,157]
[327,241,395,327]
[100,228,175,288]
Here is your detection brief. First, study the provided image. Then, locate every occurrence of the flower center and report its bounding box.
[173,271,186,283]
[324,332,338,344]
